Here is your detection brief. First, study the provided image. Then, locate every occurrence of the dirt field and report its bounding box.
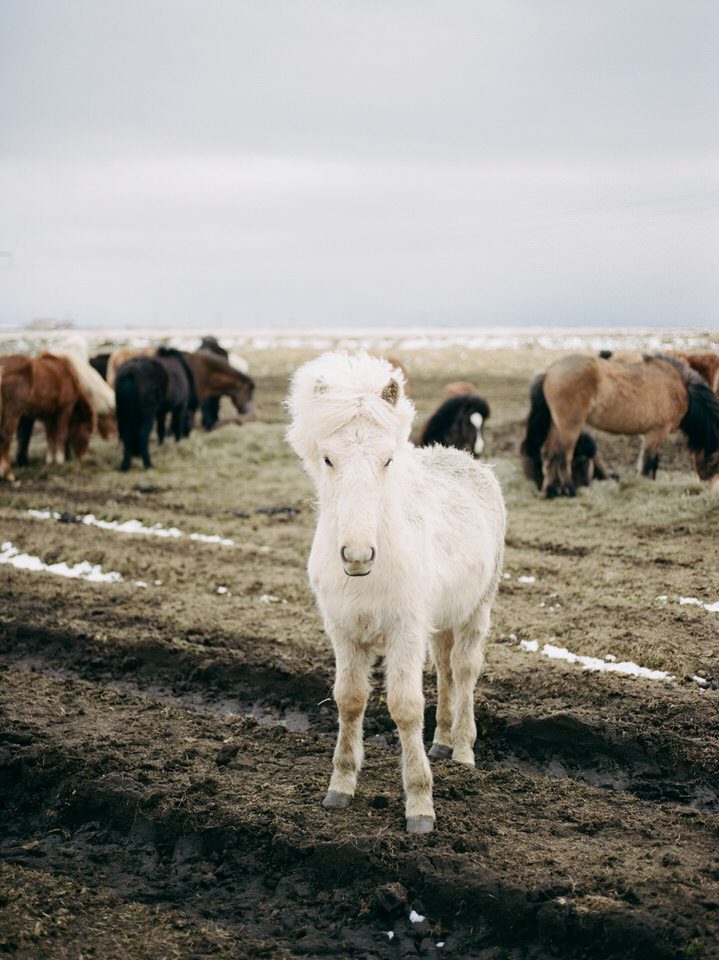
[1,331,718,959]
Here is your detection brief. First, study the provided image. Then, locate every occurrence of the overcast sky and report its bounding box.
[1,0,717,329]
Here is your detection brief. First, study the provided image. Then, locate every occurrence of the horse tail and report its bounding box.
[677,363,719,464]
[520,373,551,487]
[115,367,143,454]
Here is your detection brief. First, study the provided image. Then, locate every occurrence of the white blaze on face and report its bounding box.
[469,411,484,455]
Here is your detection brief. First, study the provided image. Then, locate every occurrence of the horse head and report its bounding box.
[229,372,257,420]
[287,352,414,577]
[68,391,95,459]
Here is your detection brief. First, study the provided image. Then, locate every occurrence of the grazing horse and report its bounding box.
[419,392,491,457]
[115,356,168,470]
[527,353,719,496]
[197,336,229,430]
[0,353,94,481]
[51,348,117,439]
[155,347,198,443]
[183,352,256,426]
[287,352,506,833]
[670,352,719,396]
[520,373,616,490]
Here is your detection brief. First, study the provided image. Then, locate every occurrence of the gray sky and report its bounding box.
[1,0,717,329]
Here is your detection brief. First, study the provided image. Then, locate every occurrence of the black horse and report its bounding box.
[115,357,168,470]
[155,347,198,443]
[419,392,491,457]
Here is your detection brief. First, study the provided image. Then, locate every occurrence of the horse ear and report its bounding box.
[381,379,400,405]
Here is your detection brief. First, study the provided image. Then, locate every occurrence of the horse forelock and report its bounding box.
[286,352,413,463]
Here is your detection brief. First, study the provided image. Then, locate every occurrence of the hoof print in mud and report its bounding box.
[322,790,352,809]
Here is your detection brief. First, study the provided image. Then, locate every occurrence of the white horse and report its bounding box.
[287,352,506,834]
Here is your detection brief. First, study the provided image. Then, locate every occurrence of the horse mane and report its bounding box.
[674,361,719,459]
[519,372,551,485]
[50,348,115,416]
[39,353,96,435]
[157,346,199,409]
[286,351,414,464]
[419,393,490,447]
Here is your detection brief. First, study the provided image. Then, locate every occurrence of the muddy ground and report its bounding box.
[1,338,718,959]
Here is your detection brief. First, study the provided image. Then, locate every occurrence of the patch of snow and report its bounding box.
[386,931,395,941]
[260,594,285,604]
[680,596,719,613]
[518,575,536,583]
[409,910,426,924]
[517,635,675,682]
[0,541,124,584]
[28,508,236,546]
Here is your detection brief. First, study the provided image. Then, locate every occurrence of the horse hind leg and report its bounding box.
[428,629,454,759]
[449,604,492,766]
[324,642,373,810]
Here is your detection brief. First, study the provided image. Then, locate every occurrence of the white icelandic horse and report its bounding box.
[286,352,506,833]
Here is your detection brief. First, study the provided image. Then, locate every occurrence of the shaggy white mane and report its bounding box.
[51,348,116,416]
[286,351,414,464]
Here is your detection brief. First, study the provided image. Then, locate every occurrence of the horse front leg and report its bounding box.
[323,641,373,810]
[542,423,580,497]
[386,641,434,833]
[428,629,454,759]
[16,416,34,466]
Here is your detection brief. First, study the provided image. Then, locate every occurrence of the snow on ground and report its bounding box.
[0,540,125,584]
[28,508,236,546]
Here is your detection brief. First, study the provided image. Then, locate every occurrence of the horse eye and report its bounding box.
[384,458,392,468]
[323,456,334,467]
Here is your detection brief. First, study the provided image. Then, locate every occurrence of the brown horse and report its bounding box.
[183,351,256,425]
[670,352,719,395]
[525,353,719,496]
[0,353,95,481]
[105,346,155,387]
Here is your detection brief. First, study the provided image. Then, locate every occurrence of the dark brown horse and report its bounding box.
[183,351,256,425]
[0,353,94,481]
[525,353,719,496]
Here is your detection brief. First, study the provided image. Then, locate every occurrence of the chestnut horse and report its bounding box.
[183,351,256,425]
[670,352,719,395]
[526,353,719,496]
[0,353,94,481]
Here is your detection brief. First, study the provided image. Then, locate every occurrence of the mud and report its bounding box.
[1,343,718,959]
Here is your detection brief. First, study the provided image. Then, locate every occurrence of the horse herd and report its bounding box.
[0,336,256,480]
[0,340,718,495]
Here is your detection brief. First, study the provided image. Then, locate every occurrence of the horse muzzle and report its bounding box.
[340,545,376,577]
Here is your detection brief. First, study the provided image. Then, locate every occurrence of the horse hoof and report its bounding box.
[406,816,434,835]
[428,743,452,759]
[322,790,352,809]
